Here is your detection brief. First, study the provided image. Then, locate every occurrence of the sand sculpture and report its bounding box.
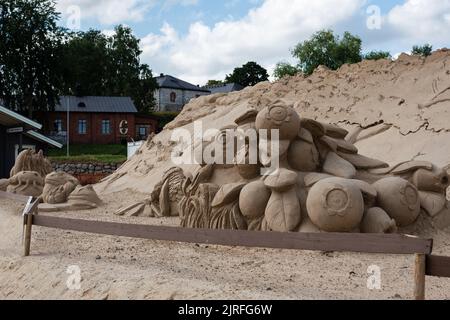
[42,172,80,204]
[10,149,53,178]
[7,171,44,197]
[116,100,450,234]
[0,179,9,191]
[3,149,103,212]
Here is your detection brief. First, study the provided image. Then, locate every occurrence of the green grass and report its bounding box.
[48,144,127,164]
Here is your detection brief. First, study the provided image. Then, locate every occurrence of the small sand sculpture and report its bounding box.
[7,171,44,197]
[10,149,53,178]
[118,100,450,234]
[42,172,80,204]
[39,185,103,212]
[0,179,9,191]
[3,150,103,212]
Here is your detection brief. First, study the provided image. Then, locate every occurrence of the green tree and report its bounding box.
[364,51,392,60]
[292,30,362,75]
[412,44,433,57]
[0,0,65,117]
[61,30,111,96]
[273,62,299,79]
[225,61,269,87]
[61,25,158,113]
[131,64,159,113]
[206,80,224,86]
[108,25,141,95]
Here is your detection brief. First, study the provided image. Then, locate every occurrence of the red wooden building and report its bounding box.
[38,96,158,145]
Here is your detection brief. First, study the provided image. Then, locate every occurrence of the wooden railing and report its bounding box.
[1,190,449,300]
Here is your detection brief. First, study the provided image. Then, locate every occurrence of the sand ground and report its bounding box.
[1,190,450,300]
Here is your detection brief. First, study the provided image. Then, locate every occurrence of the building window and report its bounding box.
[170,92,176,103]
[101,120,111,135]
[54,119,62,132]
[78,120,87,135]
[136,125,151,139]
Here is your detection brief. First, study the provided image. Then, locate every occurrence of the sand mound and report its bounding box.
[98,50,450,195]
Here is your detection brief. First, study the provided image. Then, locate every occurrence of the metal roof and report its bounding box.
[54,96,138,113]
[25,130,63,149]
[204,83,244,94]
[0,105,42,129]
[0,105,63,148]
[156,75,211,93]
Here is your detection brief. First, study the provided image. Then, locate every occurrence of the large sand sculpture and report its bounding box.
[98,50,450,234]
[113,101,449,233]
[3,51,450,235]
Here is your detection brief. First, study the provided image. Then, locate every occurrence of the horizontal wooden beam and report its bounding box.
[0,190,30,202]
[33,215,433,255]
[426,255,450,278]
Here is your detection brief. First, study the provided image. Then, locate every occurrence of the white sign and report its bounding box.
[7,127,23,134]
[127,141,144,160]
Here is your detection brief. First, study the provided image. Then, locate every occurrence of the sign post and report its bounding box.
[6,127,24,134]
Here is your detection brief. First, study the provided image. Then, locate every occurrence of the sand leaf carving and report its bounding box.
[159,179,170,217]
[265,189,301,232]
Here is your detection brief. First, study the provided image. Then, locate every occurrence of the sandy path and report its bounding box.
[1,193,450,300]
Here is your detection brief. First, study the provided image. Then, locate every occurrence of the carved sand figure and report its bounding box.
[118,100,449,234]
[3,149,104,212]
[7,171,44,197]
[10,149,53,178]
[42,172,80,204]
[39,184,103,212]
[0,179,9,191]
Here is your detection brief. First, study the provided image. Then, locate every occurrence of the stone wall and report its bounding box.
[52,162,122,175]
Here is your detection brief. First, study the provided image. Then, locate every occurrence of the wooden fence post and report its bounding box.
[23,211,33,257]
[23,201,39,257]
[414,253,426,300]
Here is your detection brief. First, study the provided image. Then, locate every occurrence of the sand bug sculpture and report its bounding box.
[117,100,448,233]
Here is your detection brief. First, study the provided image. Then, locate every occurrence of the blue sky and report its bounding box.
[55,0,450,85]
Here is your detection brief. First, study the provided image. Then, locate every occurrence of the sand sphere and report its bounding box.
[239,181,271,219]
[306,178,364,232]
[255,102,300,141]
[288,140,320,172]
[373,177,420,227]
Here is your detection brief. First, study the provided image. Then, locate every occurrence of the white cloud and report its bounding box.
[56,0,450,85]
[387,0,450,43]
[141,0,365,85]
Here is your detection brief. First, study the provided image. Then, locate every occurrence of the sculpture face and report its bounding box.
[255,101,301,141]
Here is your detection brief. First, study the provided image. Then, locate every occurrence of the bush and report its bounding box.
[411,44,433,57]
[273,62,300,79]
[364,51,391,60]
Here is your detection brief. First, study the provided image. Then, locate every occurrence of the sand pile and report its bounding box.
[98,50,450,195]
